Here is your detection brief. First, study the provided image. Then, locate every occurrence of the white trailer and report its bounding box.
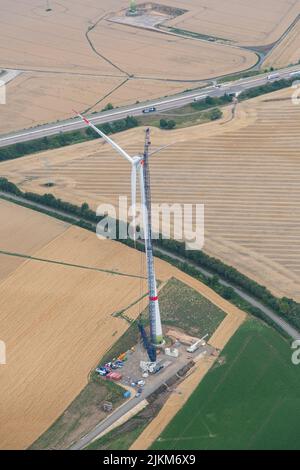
[193,94,207,102]
[267,73,280,81]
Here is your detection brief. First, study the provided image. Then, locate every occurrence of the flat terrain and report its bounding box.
[152,318,300,450]
[263,18,300,69]
[3,88,299,301]
[88,20,256,81]
[0,198,69,281]
[0,0,259,134]
[165,0,300,46]
[1,71,196,135]
[0,199,246,449]
[0,219,144,449]
[1,1,299,133]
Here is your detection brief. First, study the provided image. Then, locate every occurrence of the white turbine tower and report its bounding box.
[75,112,164,352]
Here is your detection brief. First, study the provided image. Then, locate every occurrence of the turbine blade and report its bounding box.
[139,163,148,241]
[74,111,134,163]
[148,143,173,157]
[131,163,137,242]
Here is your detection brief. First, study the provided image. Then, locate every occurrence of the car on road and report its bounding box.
[142,107,157,113]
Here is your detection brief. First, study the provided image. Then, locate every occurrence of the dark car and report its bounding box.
[142,107,157,113]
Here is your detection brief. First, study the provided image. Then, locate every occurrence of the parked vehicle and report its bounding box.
[153,365,164,374]
[96,367,107,376]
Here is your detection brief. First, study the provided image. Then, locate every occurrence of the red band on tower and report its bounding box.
[149,296,158,301]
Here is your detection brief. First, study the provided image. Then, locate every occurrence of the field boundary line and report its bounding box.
[0,249,146,280]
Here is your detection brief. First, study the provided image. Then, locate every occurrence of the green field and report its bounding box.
[157,277,225,338]
[152,319,300,450]
[101,277,226,364]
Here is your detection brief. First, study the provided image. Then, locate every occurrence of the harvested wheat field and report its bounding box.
[3,88,299,301]
[0,0,258,134]
[0,71,201,134]
[263,18,300,69]
[0,198,247,449]
[0,72,124,135]
[0,0,256,77]
[0,198,69,281]
[164,0,300,46]
[88,20,256,81]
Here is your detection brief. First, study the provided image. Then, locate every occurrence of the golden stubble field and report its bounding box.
[263,18,300,69]
[3,88,299,302]
[165,0,300,46]
[0,199,69,281]
[1,0,299,133]
[0,199,245,449]
[0,0,261,133]
[1,72,194,135]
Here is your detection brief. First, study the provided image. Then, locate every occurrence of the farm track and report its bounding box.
[0,190,299,341]
[0,249,146,279]
[85,15,131,78]
[3,88,299,300]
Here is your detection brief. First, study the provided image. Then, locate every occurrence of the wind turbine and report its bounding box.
[75,112,164,360]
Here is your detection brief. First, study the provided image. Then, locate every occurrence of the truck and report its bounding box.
[289,70,300,77]
[267,73,280,81]
[193,95,207,102]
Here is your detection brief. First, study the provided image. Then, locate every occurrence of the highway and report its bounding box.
[1,64,300,148]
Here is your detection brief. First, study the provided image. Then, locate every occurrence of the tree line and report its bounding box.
[0,116,139,162]
[0,177,299,334]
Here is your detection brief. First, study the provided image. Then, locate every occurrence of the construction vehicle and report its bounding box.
[153,364,164,374]
[138,321,156,362]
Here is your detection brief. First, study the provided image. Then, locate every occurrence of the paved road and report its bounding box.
[1,65,300,148]
[1,191,299,341]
